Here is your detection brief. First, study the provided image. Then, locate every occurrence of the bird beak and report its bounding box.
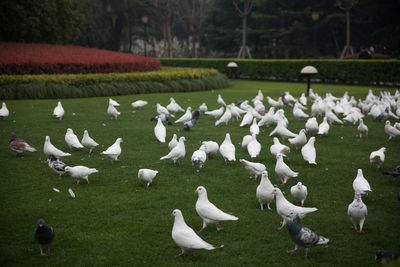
[194,189,199,194]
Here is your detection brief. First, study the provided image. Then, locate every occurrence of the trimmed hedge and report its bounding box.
[0,68,228,99]
[160,58,400,86]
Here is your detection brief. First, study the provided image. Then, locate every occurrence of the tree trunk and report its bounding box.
[241,16,247,58]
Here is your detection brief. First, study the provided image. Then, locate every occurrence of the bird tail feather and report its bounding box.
[26,145,37,152]
[317,236,330,245]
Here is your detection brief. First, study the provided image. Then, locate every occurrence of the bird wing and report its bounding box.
[197,200,238,221]
[173,226,215,250]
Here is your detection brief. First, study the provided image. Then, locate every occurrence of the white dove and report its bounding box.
[199,103,208,113]
[275,153,298,186]
[269,122,297,140]
[270,137,290,156]
[154,118,166,143]
[160,136,186,165]
[131,100,148,109]
[109,98,120,106]
[167,98,184,114]
[195,186,238,232]
[138,169,158,188]
[347,192,368,233]
[43,136,71,158]
[219,133,236,164]
[241,134,252,150]
[239,159,266,181]
[65,128,84,150]
[215,105,232,126]
[217,94,226,107]
[101,137,123,162]
[107,102,120,120]
[156,103,173,117]
[293,104,309,119]
[256,171,275,210]
[52,101,64,120]
[228,104,242,121]
[288,129,307,149]
[81,130,99,155]
[240,111,253,127]
[369,147,386,169]
[357,119,368,139]
[318,117,330,135]
[384,120,400,141]
[65,165,98,184]
[205,107,224,120]
[168,134,178,150]
[352,169,371,195]
[0,102,9,119]
[171,209,216,257]
[325,108,343,124]
[299,93,307,106]
[267,96,283,108]
[301,137,317,165]
[175,107,192,124]
[191,147,207,172]
[249,118,260,135]
[200,141,219,158]
[258,107,275,127]
[272,187,317,230]
[305,117,319,135]
[247,134,261,159]
[290,182,308,206]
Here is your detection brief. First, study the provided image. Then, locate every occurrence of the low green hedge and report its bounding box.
[160,59,400,86]
[0,68,229,99]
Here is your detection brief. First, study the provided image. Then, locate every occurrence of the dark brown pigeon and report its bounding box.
[34,219,55,256]
[9,133,37,155]
[383,166,400,177]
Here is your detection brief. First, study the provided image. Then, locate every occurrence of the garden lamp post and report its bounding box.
[227,62,238,80]
[300,66,318,97]
[141,16,149,57]
[311,12,320,52]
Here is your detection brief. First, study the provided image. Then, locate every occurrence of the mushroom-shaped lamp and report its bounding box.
[300,66,318,97]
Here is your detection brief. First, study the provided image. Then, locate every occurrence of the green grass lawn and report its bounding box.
[0,80,399,266]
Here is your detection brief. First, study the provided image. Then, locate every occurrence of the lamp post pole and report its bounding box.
[141,16,149,57]
[311,12,319,53]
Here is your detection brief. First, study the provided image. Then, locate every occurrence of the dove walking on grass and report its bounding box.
[269,123,297,140]
[205,107,224,120]
[357,119,368,139]
[256,171,275,210]
[65,165,98,184]
[65,128,84,150]
[273,188,318,230]
[293,104,309,119]
[171,209,216,257]
[47,155,67,177]
[219,133,236,164]
[200,141,219,158]
[160,136,186,165]
[318,117,330,136]
[217,94,226,107]
[352,169,371,195]
[154,118,166,143]
[286,212,330,258]
[305,117,319,135]
[301,137,317,165]
[241,134,252,150]
[195,186,238,232]
[247,134,261,159]
[131,100,148,109]
[101,138,123,162]
[109,98,120,106]
[384,120,400,141]
[34,219,54,256]
[288,129,307,149]
[52,101,64,120]
[369,147,386,170]
[138,169,158,188]
[0,102,9,119]
[240,111,253,127]
[191,147,207,172]
[9,132,37,155]
[250,118,260,135]
[239,159,266,181]
[168,134,178,150]
[175,107,192,124]
[43,136,71,158]
[347,192,368,232]
[199,103,207,113]
[270,137,290,157]
[290,182,308,206]
[81,130,99,155]
[275,153,299,186]
[215,105,232,126]
[107,102,120,120]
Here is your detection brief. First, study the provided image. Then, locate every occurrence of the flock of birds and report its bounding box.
[2,87,400,262]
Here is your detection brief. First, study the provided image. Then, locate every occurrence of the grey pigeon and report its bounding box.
[191,109,200,121]
[151,113,172,125]
[183,119,196,131]
[374,107,390,121]
[286,212,330,258]
[375,250,399,263]
[383,166,400,177]
[47,155,67,177]
[34,219,54,256]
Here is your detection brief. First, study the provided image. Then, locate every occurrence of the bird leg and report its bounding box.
[191,252,197,258]
[176,252,184,257]
[39,245,45,256]
[280,182,286,187]
[87,178,90,185]
[304,248,309,258]
[277,225,284,230]
[76,179,80,185]
[253,175,257,181]
[198,228,205,233]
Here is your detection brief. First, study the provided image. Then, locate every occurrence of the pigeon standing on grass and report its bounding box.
[247,134,261,159]
[318,117,330,136]
[357,119,368,139]
[168,134,178,150]
[195,186,238,232]
[171,209,216,257]
[65,165,98,184]
[65,128,84,150]
[205,107,224,120]
[107,102,120,120]
[34,219,54,256]
[288,129,307,149]
[131,100,148,109]
[199,103,208,113]
[384,120,400,141]
[47,155,67,177]
[383,166,400,177]
[81,130,99,155]
[191,147,207,172]
[109,98,120,106]
[352,169,371,195]
[305,117,319,135]
[375,250,399,263]
[215,105,232,126]
[256,171,275,210]
[369,147,386,170]
[275,153,298,186]
[154,118,166,143]
[286,212,330,258]
[217,94,226,107]
[272,188,318,230]
[290,182,308,206]
[101,138,123,162]
[175,107,192,124]
[138,169,159,188]
[241,134,252,150]
[347,192,368,232]
[239,159,266,181]
[250,118,260,135]
[270,137,290,156]
[301,137,317,165]
[52,101,64,120]
[43,136,71,158]
[200,141,219,158]
[160,137,186,165]
[9,132,37,155]
[219,133,236,164]
[0,102,9,119]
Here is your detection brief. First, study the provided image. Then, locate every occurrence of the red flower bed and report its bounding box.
[0,42,161,75]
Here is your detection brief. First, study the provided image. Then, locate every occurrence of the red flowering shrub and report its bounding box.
[0,42,161,75]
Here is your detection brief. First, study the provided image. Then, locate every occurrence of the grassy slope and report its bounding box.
[0,80,399,266]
